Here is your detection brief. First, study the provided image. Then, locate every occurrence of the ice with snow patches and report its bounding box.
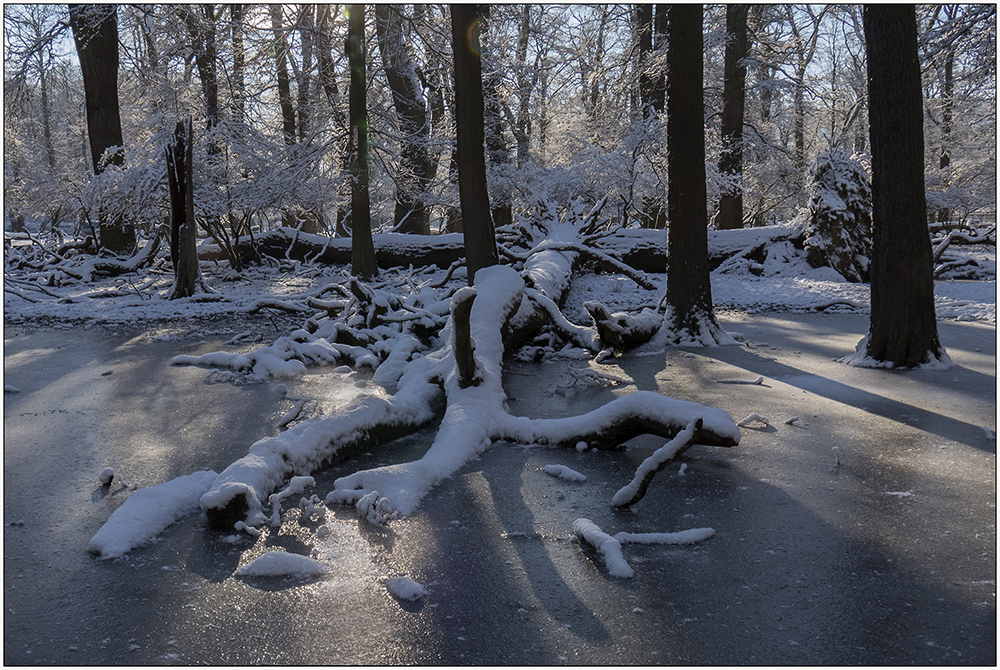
[235,550,327,578]
[87,470,218,559]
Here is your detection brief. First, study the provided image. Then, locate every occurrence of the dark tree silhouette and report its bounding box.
[375,4,432,234]
[450,4,499,284]
[852,4,947,368]
[67,4,135,255]
[347,4,377,280]
[716,4,749,231]
[662,4,729,345]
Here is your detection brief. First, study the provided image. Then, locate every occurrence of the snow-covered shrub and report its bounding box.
[803,149,872,282]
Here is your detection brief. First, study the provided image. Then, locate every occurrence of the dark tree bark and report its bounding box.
[347,4,377,280]
[270,4,297,145]
[375,4,431,234]
[165,118,207,299]
[635,4,654,116]
[859,4,946,368]
[229,4,246,121]
[450,4,499,284]
[296,4,313,143]
[67,4,135,255]
[514,5,532,167]
[716,4,749,231]
[662,4,727,343]
[182,5,220,132]
[481,6,512,230]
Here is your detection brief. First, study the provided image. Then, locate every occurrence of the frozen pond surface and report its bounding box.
[4,313,996,665]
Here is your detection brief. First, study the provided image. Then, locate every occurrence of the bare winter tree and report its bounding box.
[661,4,731,345]
[67,4,136,255]
[848,4,948,368]
[347,4,377,280]
[450,3,499,284]
[715,4,749,231]
[375,4,432,234]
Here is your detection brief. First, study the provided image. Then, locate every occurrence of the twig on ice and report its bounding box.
[737,413,770,428]
[716,376,764,385]
[611,418,703,508]
[573,518,633,578]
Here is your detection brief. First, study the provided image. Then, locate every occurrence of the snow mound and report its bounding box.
[384,576,428,601]
[235,550,327,578]
[87,470,218,559]
[543,464,588,482]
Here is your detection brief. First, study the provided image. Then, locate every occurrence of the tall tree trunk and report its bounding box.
[270,4,297,145]
[68,3,135,255]
[635,4,654,117]
[716,5,749,230]
[39,61,56,172]
[297,4,313,143]
[938,47,954,223]
[481,6,512,230]
[230,4,246,121]
[857,4,946,368]
[347,4,377,280]
[450,4,499,284]
[166,118,206,299]
[184,5,220,133]
[662,4,727,343]
[514,5,532,167]
[375,4,431,234]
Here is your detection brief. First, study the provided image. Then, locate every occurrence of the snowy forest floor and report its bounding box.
[4,300,996,664]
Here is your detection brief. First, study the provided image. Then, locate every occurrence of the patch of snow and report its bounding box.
[4,385,21,393]
[542,464,588,482]
[87,470,218,559]
[98,467,116,486]
[235,550,326,577]
[383,576,429,601]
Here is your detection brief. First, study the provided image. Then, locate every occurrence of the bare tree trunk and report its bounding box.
[375,4,431,234]
[716,5,749,230]
[166,118,207,299]
[230,4,246,121]
[515,5,532,167]
[348,4,377,280]
[296,4,313,143]
[481,6,512,230]
[450,4,499,283]
[857,4,946,368]
[183,5,219,132]
[662,4,727,343]
[68,3,135,255]
[270,4,296,145]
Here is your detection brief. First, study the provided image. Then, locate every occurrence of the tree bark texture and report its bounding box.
[716,4,749,231]
[862,4,944,367]
[68,3,135,255]
[183,5,219,132]
[450,4,499,284]
[664,5,718,336]
[165,119,202,299]
[347,4,378,280]
[229,4,246,121]
[269,4,296,145]
[375,4,432,234]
